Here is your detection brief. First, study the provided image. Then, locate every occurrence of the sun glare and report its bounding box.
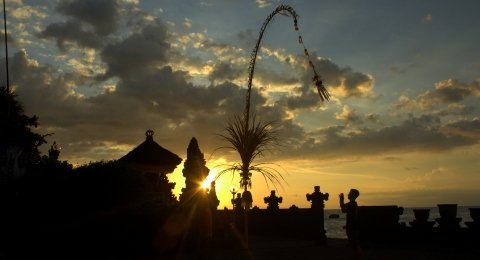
[201,179,210,190]
[201,171,217,190]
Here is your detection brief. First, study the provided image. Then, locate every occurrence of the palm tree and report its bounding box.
[217,114,283,192]
[216,4,330,244]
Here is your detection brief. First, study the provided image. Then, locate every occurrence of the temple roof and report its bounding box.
[119,130,182,174]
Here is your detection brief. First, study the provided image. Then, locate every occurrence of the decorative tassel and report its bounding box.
[314,77,329,102]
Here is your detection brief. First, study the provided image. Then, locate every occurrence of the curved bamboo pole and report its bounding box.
[239,4,330,246]
[244,4,330,133]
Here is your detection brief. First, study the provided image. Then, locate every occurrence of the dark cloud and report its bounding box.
[208,62,242,83]
[4,48,271,162]
[39,20,104,51]
[38,0,121,50]
[56,0,120,36]
[286,90,323,110]
[285,57,375,110]
[288,114,479,160]
[12,1,479,167]
[316,58,374,98]
[255,67,298,86]
[442,119,480,139]
[5,48,480,165]
[99,20,170,79]
[418,79,480,108]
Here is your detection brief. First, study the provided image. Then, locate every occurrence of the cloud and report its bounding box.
[285,57,375,110]
[441,118,480,139]
[38,0,123,50]
[200,39,247,64]
[10,5,47,20]
[4,48,270,163]
[14,0,478,168]
[417,78,480,108]
[173,30,375,112]
[288,114,479,160]
[365,113,380,123]
[183,18,192,29]
[208,62,242,84]
[335,105,360,124]
[99,19,170,79]
[39,20,104,50]
[56,0,120,36]
[256,0,272,8]
[396,78,480,111]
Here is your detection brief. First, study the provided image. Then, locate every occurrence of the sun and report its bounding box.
[201,179,210,190]
[200,170,218,190]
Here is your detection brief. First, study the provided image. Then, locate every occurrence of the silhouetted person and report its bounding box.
[232,193,242,211]
[242,190,253,210]
[264,190,283,210]
[339,188,362,258]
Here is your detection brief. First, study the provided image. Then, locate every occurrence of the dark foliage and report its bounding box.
[1,87,46,169]
[72,161,148,209]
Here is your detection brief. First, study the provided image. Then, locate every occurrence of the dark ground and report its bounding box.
[154,236,479,260]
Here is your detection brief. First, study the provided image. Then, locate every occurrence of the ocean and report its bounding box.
[324,206,478,239]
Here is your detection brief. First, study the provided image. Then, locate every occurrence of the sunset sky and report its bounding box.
[2,0,479,209]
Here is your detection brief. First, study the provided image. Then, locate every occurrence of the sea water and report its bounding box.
[324,206,478,239]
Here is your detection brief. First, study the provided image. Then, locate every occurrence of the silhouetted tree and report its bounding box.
[1,87,48,203]
[16,142,72,215]
[1,87,46,172]
[70,161,151,213]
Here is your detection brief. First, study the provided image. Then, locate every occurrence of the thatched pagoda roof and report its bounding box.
[119,130,182,174]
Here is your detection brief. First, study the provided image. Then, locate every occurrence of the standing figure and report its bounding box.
[264,190,283,210]
[232,193,243,211]
[306,185,329,244]
[339,188,361,255]
[242,190,253,210]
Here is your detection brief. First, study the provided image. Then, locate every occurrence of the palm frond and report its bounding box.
[250,165,286,191]
[216,113,285,190]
